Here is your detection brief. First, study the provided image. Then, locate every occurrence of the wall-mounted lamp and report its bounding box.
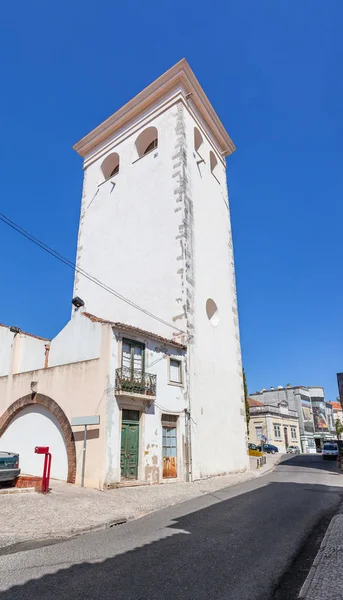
[72,297,85,309]
[10,326,20,334]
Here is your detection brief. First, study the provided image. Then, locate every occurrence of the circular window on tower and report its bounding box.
[206,299,219,326]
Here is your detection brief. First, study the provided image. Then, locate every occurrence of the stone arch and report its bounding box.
[0,393,76,483]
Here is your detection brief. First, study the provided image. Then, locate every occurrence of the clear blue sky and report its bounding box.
[0,1,342,399]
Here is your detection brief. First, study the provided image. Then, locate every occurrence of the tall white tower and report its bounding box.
[73,59,248,478]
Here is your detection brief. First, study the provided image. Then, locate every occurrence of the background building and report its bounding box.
[308,387,335,451]
[248,397,300,452]
[337,373,343,407]
[250,385,336,453]
[329,401,343,425]
[250,386,316,453]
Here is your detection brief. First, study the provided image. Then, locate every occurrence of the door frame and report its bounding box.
[161,413,180,481]
[119,403,145,481]
[121,410,140,480]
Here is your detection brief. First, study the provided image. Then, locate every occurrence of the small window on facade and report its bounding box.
[169,358,182,384]
[194,127,203,153]
[291,426,297,439]
[273,424,281,439]
[255,426,262,440]
[100,152,120,181]
[135,126,158,158]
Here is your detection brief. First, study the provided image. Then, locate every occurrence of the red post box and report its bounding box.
[34,446,52,493]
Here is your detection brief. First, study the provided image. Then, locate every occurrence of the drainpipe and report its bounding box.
[184,349,193,482]
[184,409,192,482]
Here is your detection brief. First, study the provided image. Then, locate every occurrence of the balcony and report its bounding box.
[115,367,157,399]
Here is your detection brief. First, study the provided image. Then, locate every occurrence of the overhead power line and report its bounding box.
[0,211,186,336]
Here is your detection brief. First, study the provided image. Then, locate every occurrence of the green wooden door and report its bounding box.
[121,410,139,480]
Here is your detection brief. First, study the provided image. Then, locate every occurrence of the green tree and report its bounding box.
[335,418,343,440]
[243,369,250,436]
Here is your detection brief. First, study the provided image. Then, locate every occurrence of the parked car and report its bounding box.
[322,442,338,460]
[257,444,279,454]
[287,445,301,454]
[248,443,258,451]
[0,452,20,483]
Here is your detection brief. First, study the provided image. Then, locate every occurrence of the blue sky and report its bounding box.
[0,1,342,399]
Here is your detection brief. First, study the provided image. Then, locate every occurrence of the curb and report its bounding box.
[298,515,339,599]
[0,517,127,552]
[251,454,284,478]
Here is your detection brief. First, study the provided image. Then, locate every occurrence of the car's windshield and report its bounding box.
[323,444,337,451]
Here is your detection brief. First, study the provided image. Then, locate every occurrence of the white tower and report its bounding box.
[73,59,248,478]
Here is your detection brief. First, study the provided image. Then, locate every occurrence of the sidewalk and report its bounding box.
[0,454,281,551]
[299,514,343,600]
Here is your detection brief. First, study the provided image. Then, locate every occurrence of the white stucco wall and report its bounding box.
[0,405,68,480]
[74,93,186,341]
[183,107,249,478]
[16,335,47,374]
[104,329,187,486]
[0,326,47,377]
[72,91,248,480]
[48,310,102,368]
[0,326,14,376]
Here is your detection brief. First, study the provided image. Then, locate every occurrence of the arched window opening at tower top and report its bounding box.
[101,153,120,180]
[135,126,158,158]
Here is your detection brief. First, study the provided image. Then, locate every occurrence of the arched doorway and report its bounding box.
[0,394,76,483]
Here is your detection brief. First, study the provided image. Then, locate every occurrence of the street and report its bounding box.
[0,455,342,600]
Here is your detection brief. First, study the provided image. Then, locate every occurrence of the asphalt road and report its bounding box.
[0,455,342,600]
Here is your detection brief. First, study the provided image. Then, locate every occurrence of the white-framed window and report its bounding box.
[273,423,281,439]
[169,358,182,385]
[291,426,297,439]
[255,426,262,441]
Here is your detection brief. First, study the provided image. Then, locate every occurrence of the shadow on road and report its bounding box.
[278,454,341,472]
[1,478,343,600]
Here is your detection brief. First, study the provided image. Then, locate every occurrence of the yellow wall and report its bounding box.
[249,413,300,453]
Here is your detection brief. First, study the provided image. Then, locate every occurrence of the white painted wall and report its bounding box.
[308,386,325,398]
[104,329,187,486]
[0,326,14,376]
[0,405,68,480]
[184,106,249,478]
[48,310,102,368]
[73,91,248,480]
[17,335,46,373]
[73,94,186,341]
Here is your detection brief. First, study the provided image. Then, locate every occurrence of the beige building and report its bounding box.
[248,398,300,452]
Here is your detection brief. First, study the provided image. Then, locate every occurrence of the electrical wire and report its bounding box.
[0,211,187,336]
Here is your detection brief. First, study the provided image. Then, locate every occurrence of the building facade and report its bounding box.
[72,59,248,480]
[329,401,343,427]
[250,385,336,453]
[250,387,316,453]
[0,60,249,487]
[248,398,300,452]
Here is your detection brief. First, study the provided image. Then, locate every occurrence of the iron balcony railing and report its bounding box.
[115,367,157,397]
